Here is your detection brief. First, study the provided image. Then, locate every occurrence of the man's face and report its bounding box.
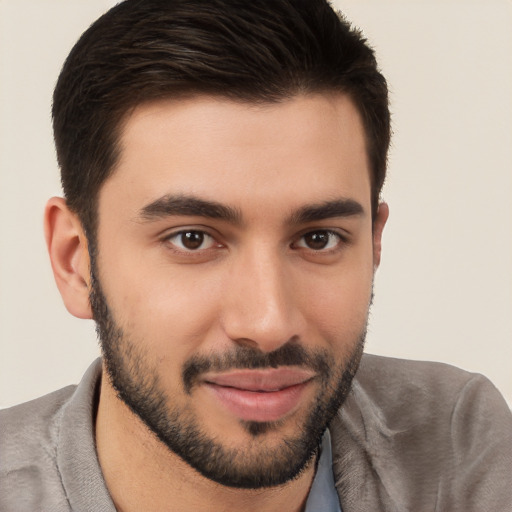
[91,94,383,488]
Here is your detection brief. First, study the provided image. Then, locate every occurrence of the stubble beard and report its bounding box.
[89,265,366,489]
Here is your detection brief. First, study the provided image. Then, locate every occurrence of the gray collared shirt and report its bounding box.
[3,355,512,511]
[0,359,342,511]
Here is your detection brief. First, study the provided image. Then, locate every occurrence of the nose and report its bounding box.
[220,245,304,353]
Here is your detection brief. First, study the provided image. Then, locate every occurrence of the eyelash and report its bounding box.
[162,230,220,252]
[161,228,347,255]
[293,230,346,252]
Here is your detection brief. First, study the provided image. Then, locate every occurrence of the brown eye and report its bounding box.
[183,231,204,249]
[296,230,341,251]
[166,230,215,251]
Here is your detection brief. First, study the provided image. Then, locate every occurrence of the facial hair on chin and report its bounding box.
[89,264,366,489]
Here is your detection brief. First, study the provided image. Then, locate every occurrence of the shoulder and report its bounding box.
[357,352,480,386]
[1,385,77,466]
[350,353,512,447]
[1,385,76,435]
[355,353,490,407]
[0,386,77,511]
[354,354,511,428]
[331,354,512,511]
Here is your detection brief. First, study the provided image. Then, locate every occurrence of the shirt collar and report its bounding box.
[304,429,342,512]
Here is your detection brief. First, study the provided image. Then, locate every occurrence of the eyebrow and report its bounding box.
[138,194,364,225]
[139,194,242,224]
[287,198,365,224]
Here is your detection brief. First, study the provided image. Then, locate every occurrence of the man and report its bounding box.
[1,0,511,511]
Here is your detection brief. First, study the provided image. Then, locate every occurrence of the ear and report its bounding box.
[44,197,93,319]
[372,202,389,269]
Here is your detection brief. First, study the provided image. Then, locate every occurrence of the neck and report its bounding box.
[95,371,316,512]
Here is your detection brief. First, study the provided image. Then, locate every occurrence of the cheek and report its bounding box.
[99,254,226,359]
[298,261,374,352]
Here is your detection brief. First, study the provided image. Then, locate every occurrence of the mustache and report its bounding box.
[182,342,332,394]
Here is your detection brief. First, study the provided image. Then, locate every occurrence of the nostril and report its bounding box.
[233,337,260,350]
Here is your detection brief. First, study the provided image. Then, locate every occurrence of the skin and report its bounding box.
[45,93,388,511]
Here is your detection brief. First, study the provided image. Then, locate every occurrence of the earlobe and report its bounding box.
[372,202,389,269]
[44,197,93,319]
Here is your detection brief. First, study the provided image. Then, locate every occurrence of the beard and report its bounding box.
[90,266,366,489]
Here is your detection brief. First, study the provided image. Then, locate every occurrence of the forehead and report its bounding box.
[101,93,371,220]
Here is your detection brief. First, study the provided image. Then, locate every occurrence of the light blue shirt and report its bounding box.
[304,430,342,512]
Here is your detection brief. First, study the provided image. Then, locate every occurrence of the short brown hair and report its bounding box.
[53,0,390,242]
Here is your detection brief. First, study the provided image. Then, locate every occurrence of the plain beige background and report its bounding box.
[0,0,510,408]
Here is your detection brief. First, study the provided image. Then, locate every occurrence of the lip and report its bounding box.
[202,368,315,422]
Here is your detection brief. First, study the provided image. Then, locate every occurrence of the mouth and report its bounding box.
[202,368,315,423]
